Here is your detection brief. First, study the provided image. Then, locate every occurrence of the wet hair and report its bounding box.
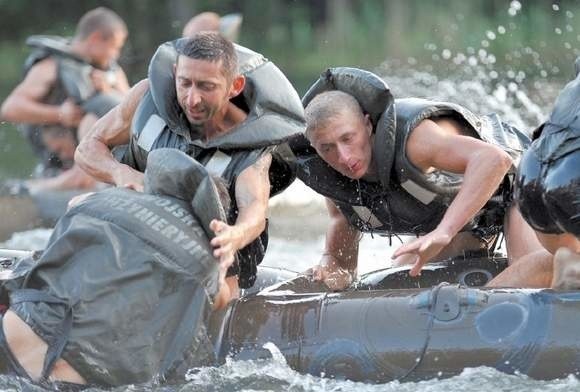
[304,90,364,141]
[176,32,238,81]
[75,7,127,41]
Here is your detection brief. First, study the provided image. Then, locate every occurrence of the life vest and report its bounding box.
[294,67,530,236]
[515,70,580,236]
[121,38,305,287]
[7,149,223,386]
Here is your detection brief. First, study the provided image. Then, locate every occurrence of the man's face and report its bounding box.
[175,56,232,126]
[310,110,373,180]
[89,30,127,69]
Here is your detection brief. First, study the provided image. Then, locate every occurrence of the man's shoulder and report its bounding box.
[21,56,57,85]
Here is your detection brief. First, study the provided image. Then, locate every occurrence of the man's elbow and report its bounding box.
[488,147,513,175]
[74,140,91,167]
[0,97,16,122]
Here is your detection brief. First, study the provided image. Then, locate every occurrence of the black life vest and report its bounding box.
[515,69,580,236]
[121,38,305,287]
[294,67,530,236]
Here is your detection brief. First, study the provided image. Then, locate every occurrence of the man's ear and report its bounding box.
[229,75,245,98]
[364,113,373,135]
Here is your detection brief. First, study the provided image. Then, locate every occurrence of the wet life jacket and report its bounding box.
[294,67,530,237]
[122,38,305,287]
[21,35,123,172]
[6,149,223,386]
[515,69,580,236]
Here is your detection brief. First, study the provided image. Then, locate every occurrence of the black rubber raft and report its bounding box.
[1,251,579,384]
[208,254,580,383]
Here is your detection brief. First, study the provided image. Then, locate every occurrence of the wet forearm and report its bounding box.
[234,205,267,250]
[75,139,125,185]
[325,216,360,272]
[438,147,512,236]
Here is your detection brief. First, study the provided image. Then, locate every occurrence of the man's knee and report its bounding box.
[551,247,580,290]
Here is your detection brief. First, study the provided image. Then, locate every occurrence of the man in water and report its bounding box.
[488,66,580,289]
[0,149,229,387]
[0,7,130,192]
[293,67,549,290]
[75,32,304,301]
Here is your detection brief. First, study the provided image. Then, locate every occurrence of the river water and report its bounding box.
[1,6,579,390]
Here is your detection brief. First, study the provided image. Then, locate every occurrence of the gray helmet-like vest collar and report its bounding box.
[299,67,396,190]
[147,38,305,149]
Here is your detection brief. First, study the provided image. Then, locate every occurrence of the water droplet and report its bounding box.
[442,49,452,60]
[486,31,497,40]
[498,25,506,34]
[555,27,562,35]
[566,10,574,18]
[552,3,560,11]
[566,25,574,32]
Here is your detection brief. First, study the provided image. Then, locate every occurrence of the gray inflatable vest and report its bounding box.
[123,38,305,287]
[21,35,123,171]
[6,149,223,386]
[295,67,530,236]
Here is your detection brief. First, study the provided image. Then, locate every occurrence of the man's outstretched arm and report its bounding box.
[393,119,513,276]
[75,79,149,191]
[210,153,273,271]
[0,59,84,127]
[312,198,361,290]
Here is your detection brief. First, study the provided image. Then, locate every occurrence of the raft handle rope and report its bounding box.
[398,281,449,381]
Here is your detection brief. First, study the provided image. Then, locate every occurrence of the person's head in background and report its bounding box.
[73,7,128,69]
[182,11,243,42]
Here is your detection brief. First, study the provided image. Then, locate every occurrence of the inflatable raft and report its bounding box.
[0,250,578,383]
[208,254,580,383]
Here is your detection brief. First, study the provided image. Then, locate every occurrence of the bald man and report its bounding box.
[182,11,242,41]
